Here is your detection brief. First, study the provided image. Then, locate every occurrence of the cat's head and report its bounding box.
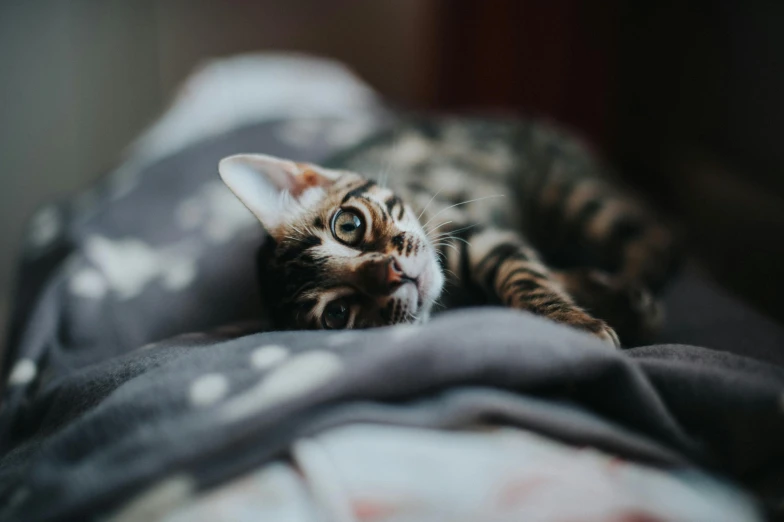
[219,154,444,330]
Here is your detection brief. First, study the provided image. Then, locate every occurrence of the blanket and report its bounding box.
[2,54,783,521]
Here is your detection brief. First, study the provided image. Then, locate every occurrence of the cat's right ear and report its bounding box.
[219,154,338,232]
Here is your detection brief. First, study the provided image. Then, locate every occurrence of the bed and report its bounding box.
[1,54,783,522]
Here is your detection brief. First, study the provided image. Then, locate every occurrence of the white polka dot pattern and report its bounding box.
[223,351,343,421]
[250,345,289,370]
[69,268,109,299]
[8,359,37,386]
[189,374,229,407]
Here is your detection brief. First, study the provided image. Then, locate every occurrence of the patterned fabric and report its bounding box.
[157,425,758,522]
[3,53,388,377]
[0,54,783,522]
[2,307,782,521]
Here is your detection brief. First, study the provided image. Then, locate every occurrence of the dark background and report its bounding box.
[431,1,784,325]
[1,0,783,342]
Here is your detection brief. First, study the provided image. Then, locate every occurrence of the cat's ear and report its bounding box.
[219,154,339,231]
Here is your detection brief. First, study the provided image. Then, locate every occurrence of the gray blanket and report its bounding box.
[2,306,784,521]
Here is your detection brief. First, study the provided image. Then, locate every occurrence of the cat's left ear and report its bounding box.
[219,153,339,231]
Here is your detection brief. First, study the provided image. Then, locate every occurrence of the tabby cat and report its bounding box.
[219,118,678,347]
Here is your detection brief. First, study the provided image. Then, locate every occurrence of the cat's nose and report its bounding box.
[387,258,405,286]
[360,256,410,295]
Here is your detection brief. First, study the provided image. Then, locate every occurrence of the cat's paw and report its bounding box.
[595,323,621,348]
[560,269,662,346]
[578,317,620,348]
[556,312,620,348]
[591,273,662,345]
[624,283,663,338]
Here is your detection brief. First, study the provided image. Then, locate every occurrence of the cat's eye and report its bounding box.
[331,209,365,246]
[322,299,350,329]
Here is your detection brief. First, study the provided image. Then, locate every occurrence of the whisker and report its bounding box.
[289,224,308,236]
[436,245,460,256]
[449,236,472,247]
[421,194,506,230]
[442,268,458,280]
[378,157,391,189]
[430,233,472,248]
[417,189,442,221]
[433,248,449,263]
[431,233,457,242]
[430,222,481,240]
[432,242,460,254]
[425,220,453,235]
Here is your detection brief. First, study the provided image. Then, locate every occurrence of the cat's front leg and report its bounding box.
[442,225,620,348]
[551,268,662,346]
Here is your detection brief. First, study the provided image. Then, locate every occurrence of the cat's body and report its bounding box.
[220,117,678,347]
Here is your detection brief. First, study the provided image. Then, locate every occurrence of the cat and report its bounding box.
[219,117,678,347]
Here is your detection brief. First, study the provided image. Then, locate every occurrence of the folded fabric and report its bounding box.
[1,309,781,521]
[152,424,758,522]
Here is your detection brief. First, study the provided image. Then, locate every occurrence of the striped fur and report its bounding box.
[221,117,679,347]
[220,153,443,332]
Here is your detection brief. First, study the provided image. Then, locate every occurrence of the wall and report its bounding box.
[0,0,434,343]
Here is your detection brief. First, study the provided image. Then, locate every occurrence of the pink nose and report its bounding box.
[359,256,410,295]
[387,258,405,286]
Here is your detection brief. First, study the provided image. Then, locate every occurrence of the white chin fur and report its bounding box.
[421,257,444,316]
[405,251,443,323]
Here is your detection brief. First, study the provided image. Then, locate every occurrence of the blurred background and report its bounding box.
[1,0,783,344]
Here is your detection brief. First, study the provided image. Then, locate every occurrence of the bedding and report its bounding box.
[157,424,758,522]
[1,54,783,522]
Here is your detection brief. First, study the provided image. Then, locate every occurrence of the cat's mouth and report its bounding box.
[394,272,425,308]
[370,246,444,325]
[411,257,444,314]
[383,275,426,323]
